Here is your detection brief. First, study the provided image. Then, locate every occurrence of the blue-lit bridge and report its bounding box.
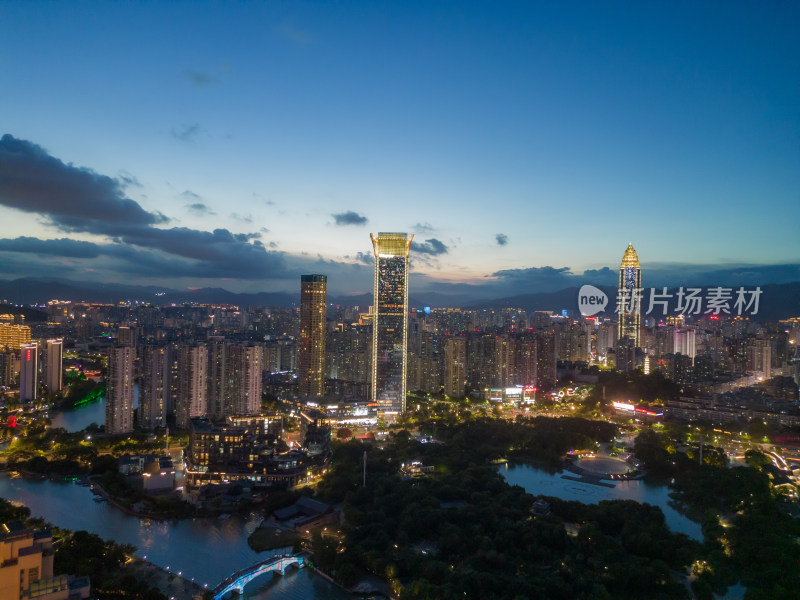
[213,554,304,600]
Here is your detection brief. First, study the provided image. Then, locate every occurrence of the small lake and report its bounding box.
[499,462,703,540]
[48,385,138,433]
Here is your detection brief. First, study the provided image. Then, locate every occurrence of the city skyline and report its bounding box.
[0,3,799,298]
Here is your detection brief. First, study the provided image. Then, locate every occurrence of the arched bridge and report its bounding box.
[213,554,304,599]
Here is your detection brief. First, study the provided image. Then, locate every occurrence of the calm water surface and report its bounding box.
[27,400,701,594]
[499,462,702,540]
[0,476,351,599]
[48,398,108,432]
[49,384,139,433]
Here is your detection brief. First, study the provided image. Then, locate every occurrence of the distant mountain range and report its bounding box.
[0,277,798,321]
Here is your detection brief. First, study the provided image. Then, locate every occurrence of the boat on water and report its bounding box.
[92,496,107,503]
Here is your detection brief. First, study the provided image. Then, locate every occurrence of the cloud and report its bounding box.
[186,202,215,216]
[181,191,216,216]
[230,212,254,223]
[0,135,167,228]
[413,222,435,233]
[495,233,508,246]
[118,172,142,187]
[172,124,201,142]
[490,266,594,287]
[354,252,373,265]
[0,134,288,281]
[185,70,215,85]
[180,190,202,201]
[332,211,368,226]
[412,238,448,256]
[640,262,800,288]
[0,237,103,259]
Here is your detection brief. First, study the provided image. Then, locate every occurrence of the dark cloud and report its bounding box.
[412,238,448,256]
[0,135,288,281]
[172,124,201,142]
[413,222,435,233]
[641,263,800,288]
[0,135,167,228]
[332,211,368,226]
[0,237,102,259]
[185,70,215,85]
[495,233,508,246]
[0,235,285,280]
[354,252,373,265]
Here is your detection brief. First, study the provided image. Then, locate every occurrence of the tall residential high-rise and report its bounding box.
[139,345,169,429]
[617,243,642,348]
[44,338,63,393]
[0,351,14,387]
[298,274,327,397]
[206,342,263,419]
[535,332,557,391]
[371,232,413,419]
[117,326,136,346]
[19,342,38,403]
[748,338,772,379]
[106,345,135,434]
[444,337,466,398]
[673,329,697,360]
[207,341,227,419]
[226,344,263,415]
[176,345,208,428]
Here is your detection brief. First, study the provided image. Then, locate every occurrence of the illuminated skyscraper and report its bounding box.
[19,342,38,403]
[299,274,327,397]
[107,344,135,434]
[617,243,642,348]
[371,232,413,419]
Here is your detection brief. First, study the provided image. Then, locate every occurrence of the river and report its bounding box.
[0,475,352,599]
[34,401,702,594]
[499,461,703,540]
[0,465,701,599]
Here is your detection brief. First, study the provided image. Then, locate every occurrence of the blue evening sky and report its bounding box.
[0,1,798,297]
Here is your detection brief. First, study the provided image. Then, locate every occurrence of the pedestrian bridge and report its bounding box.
[213,554,304,599]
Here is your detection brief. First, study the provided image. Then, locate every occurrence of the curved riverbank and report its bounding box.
[0,474,355,598]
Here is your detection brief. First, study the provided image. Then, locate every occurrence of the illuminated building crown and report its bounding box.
[620,243,640,268]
